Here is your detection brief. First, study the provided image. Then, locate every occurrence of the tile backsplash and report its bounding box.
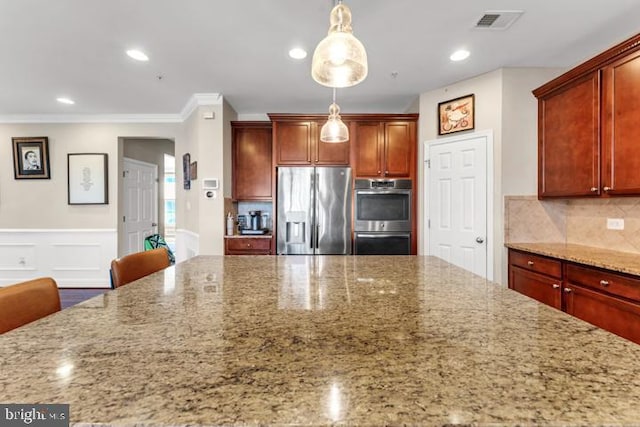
[505,196,640,254]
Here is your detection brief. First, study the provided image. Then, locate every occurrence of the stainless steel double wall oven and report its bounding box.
[353,178,412,255]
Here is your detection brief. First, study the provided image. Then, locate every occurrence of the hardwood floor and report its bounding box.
[59,289,109,309]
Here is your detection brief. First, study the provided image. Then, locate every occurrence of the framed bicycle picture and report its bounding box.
[438,94,475,135]
[12,136,51,179]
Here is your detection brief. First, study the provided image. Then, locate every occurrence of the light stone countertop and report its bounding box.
[2,255,640,426]
[506,242,640,276]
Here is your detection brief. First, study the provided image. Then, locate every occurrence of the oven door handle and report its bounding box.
[355,190,411,195]
[356,233,410,238]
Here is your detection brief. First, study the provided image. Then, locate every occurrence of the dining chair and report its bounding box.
[0,277,61,334]
[110,247,171,288]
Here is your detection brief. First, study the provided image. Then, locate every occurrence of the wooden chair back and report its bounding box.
[110,248,171,288]
[0,277,61,334]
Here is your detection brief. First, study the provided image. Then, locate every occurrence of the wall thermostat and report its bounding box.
[202,178,219,190]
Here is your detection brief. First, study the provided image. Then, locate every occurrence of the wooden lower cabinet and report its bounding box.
[225,237,272,255]
[564,283,640,344]
[509,266,562,309]
[508,248,640,344]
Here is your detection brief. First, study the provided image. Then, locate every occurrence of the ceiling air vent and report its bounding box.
[474,10,523,30]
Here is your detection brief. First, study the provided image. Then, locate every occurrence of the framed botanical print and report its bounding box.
[67,153,109,205]
[12,136,51,179]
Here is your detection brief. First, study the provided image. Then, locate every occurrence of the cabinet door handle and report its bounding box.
[603,186,611,191]
[599,280,609,287]
[563,288,572,293]
[552,284,560,289]
[527,261,534,266]
[377,170,381,175]
[590,187,598,192]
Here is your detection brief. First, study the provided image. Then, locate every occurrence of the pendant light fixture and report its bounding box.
[320,88,349,143]
[311,0,368,88]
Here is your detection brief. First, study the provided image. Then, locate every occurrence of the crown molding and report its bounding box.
[180,93,223,121]
[0,93,222,124]
[0,114,183,124]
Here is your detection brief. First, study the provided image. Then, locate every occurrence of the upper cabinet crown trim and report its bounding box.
[533,33,640,98]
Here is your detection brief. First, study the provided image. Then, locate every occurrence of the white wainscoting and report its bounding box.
[175,228,199,263]
[0,229,117,288]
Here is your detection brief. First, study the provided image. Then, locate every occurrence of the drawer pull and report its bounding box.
[246,243,251,248]
[552,284,560,289]
[563,288,572,293]
[599,280,609,287]
[527,261,534,266]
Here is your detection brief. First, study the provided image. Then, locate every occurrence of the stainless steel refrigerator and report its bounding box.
[277,167,352,255]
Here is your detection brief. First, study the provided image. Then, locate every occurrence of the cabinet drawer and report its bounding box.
[225,238,271,254]
[565,283,640,344]
[566,263,640,303]
[509,250,562,279]
[509,266,562,309]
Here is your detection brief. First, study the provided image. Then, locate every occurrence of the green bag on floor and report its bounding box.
[144,234,175,264]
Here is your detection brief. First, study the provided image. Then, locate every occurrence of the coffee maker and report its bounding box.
[249,210,262,231]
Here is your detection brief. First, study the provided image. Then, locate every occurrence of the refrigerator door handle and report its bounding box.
[310,221,315,250]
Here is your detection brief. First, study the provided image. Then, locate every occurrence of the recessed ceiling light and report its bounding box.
[289,48,307,59]
[450,49,470,61]
[56,97,75,105]
[126,49,149,61]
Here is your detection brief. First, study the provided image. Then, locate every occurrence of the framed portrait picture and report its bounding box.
[438,94,475,135]
[68,153,109,205]
[12,136,51,179]
[183,153,191,190]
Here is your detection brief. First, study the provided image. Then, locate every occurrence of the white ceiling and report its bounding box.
[1,0,639,117]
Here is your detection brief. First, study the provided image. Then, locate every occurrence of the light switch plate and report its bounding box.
[607,218,624,230]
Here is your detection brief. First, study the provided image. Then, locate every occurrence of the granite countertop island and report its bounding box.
[2,255,640,426]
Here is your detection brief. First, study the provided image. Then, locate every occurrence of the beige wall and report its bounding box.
[0,122,182,229]
[418,67,567,285]
[179,102,236,255]
[501,68,565,196]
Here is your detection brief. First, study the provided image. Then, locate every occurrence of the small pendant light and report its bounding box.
[311,1,368,88]
[320,88,349,143]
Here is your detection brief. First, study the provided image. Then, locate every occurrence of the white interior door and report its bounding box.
[426,132,491,279]
[123,158,158,255]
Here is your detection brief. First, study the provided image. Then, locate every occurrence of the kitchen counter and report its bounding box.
[2,255,640,426]
[506,242,640,276]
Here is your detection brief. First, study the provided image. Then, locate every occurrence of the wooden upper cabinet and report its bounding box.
[231,122,273,200]
[534,32,640,198]
[602,51,640,195]
[537,72,600,197]
[353,118,416,178]
[384,121,415,177]
[353,121,382,177]
[273,121,313,165]
[271,117,350,166]
[315,120,350,165]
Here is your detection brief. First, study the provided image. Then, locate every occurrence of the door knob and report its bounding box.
[152,222,158,227]
[475,237,484,243]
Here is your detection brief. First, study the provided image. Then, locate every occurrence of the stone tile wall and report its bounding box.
[504,196,640,254]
